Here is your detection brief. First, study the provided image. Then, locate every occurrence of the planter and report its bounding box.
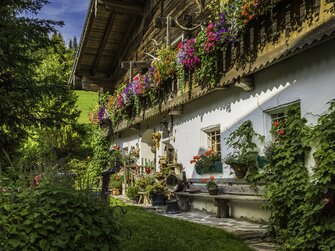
[232,165,247,179]
[151,192,165,206]
[195,161,223,175]
[208,188,219,195]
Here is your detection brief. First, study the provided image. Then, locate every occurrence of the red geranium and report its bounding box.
[273,121,280,127]
[277,130,285,136]
[205,150,212,156]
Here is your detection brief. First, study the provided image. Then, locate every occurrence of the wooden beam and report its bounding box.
[235,76,254,91]
[110,17,138,79]
[91,13,116,75]
[99,0,144,16]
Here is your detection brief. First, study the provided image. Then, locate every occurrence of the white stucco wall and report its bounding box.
[172,38,335,179]
[117,38,335,179]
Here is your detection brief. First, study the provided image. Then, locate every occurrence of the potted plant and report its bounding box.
[224,120,263,179]
[110,174,123,195]
[206,176,219,195]
[190,149,222,175]
[146,182,165,206]
[126,186,139,204]
[224,151,258,179]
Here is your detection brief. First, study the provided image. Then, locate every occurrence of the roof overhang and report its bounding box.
[70,0,145,90]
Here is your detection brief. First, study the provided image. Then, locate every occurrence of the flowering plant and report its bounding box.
[178,38,201,71]
[89,106,99,124]
[205,13,231,53]
[272,119,286,136]
[190,150,222,174]
[152,46,177,83]
[240,0,274,25]
[97,106,108,122]
[205,176,219,190]
[240,0,261,24]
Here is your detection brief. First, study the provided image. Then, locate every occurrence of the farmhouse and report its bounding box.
[71,0,335,222]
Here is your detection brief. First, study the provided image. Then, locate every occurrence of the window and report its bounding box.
[202,125,221,153]
[265,101,300,137]
[271,111,286,135]
[207,130,221,153]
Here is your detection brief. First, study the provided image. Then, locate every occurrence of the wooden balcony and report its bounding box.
[112,0,335,133]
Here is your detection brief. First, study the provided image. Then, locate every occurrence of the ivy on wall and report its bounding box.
[289,100,335,250]
[261,101,335,250]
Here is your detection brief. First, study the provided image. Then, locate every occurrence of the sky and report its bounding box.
[36,0,91,44]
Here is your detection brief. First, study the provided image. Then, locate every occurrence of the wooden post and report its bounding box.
[166,16,172,46]
[123,160,127,196]
[129,61,134,83]
[121,61,148,83]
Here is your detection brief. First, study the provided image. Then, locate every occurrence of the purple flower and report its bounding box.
[98,106,107,122]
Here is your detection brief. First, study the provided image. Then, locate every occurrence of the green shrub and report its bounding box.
[110,174,123,190]
[126,186,139,200]
[0,180,124,250]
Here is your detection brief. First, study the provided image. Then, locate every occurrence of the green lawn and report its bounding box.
[117,204,253,251]
[75,90,98,124]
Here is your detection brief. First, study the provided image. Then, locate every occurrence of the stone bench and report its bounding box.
[176,191,264,218]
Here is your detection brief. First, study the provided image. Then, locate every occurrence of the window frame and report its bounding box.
[264,100,301,139]
[201,124,221,153]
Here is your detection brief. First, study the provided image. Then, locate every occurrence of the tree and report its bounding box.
[73,35,78,51]
[68,38,73,49]
[19,33,85,169]
[0,1,64,167]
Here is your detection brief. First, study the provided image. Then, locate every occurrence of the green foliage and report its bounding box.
[194,151,222,174]
[206,178,219,190]
[135,175,155,191]
[195,29,220,88]
[126,186,139,200]
[110,174,123,190]
[176,61,186,92]
[152,46,177,83]
[284,100,335,250]
[224,120,263,180]
[0,175,124,251]
[261,105,310,247]
[0,0,63,166]
[145,182,165,197]
[87,126,114,185]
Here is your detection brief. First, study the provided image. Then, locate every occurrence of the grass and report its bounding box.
[112,199,253,251]
[75,90,98,124]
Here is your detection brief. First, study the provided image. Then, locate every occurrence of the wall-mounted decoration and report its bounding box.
[152,132,161,151]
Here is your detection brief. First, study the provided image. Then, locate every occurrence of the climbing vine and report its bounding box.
[261,104,310,245]
[287,100,335,250]
[261,102,335,250]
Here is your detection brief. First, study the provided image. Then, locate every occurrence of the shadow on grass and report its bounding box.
[118,205,253,251]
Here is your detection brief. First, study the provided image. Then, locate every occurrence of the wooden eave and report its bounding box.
[72,0,145,89]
